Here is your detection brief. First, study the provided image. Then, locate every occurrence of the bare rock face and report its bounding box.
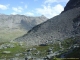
[14,0,80,46]
[63,0,80,12]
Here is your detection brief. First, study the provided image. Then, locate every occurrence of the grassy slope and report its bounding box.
[0,29,27,42]
[30,43,61,57]
[0,36,80,59]
[0,43,26,58]
[0,28,80,59]
[65,47,80,58]
[58,36,80,59]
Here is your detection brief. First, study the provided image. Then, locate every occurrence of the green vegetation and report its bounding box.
[65,47,80,58]
[30,43,61,57]
[62,36,80,48]
[0,42,26,58]
[62,37,75,48]
[35,43,60,52]
[58,36,80,58]
[0,36,80,59]
[0,30,26,42]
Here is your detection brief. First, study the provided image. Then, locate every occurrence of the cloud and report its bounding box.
[12,6,23,12]
[44,0,69,4]
[36,4,64,18]
[25,12,34,16]
[0,4,9,10]
[11,12,17,15]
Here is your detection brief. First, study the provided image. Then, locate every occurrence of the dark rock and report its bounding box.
[39,44,47,46]
[63,0,80,12]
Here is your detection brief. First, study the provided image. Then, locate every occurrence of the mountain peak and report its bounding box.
[41,15,45,17]
[63,0,80,12]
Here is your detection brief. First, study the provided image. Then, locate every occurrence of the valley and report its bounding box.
[0,29,27,42]
[0,0,80,60]
[0,15,47,42]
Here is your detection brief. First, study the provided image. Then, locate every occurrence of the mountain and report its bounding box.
[0,14,48,42]
[63,0,80,12]
[14,0,80,46]
[0,14,47,31]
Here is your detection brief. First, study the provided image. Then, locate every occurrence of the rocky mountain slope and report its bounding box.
[14,0,80,46]
[63,0,80,12]
[0,15,47,42]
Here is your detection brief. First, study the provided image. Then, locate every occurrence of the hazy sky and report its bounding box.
[0,0,69,18]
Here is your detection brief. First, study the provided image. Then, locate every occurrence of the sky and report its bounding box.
[0,0,69,18]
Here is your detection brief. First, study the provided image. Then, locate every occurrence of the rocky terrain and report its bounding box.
[63,0,80,12]
[0,0,80,59]
[0,37,80,59]
[0,15,48,42]
[15,0,80,46]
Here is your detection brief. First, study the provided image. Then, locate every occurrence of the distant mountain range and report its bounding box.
[0,15,48,31]
[0,15,48,42]
[14,0,80,46]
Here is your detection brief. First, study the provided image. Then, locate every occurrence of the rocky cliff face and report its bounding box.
[14,0,80,46]
[63,0,80,12]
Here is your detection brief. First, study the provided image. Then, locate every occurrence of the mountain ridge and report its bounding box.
[14,0,80,46]
[0,14,48,31]
[0,14,48,42]
[15,7,80,46]
[63,0,80,12]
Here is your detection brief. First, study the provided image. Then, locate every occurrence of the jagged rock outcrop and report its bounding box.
[14,0,80,46]
[63,0,80,12]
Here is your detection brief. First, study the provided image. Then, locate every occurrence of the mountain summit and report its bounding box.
[15,0,80,46]
[63,0,80,12]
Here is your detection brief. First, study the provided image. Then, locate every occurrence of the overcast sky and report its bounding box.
[0,0,69,18]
